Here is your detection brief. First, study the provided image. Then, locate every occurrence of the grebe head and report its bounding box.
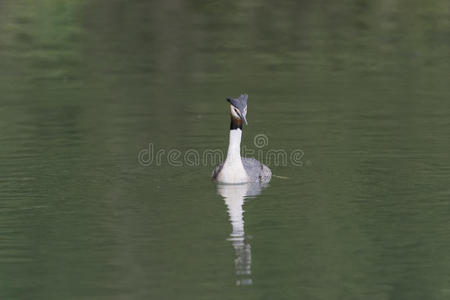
[227,94,248,125]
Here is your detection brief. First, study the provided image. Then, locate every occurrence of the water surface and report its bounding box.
[1,0,450,299]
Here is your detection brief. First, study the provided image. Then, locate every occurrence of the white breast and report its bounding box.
[217,160,249,184]
[216,129,249,184]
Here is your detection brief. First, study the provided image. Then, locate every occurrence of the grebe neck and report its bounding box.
[226,129,242,163]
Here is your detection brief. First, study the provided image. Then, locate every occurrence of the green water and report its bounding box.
[1,0,450,299]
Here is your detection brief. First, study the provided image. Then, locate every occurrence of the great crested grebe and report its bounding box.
[212,94,272,184]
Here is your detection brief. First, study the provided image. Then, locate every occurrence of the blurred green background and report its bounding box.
[0,0,449,299]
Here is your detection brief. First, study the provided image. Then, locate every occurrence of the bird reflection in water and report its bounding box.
[216,183,267,286]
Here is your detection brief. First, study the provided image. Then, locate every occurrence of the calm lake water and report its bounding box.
[1,0,450,299]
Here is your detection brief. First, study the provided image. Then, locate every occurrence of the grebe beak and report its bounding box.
[240,114,248,125]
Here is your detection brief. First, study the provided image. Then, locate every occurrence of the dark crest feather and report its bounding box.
[226,94,248,112]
